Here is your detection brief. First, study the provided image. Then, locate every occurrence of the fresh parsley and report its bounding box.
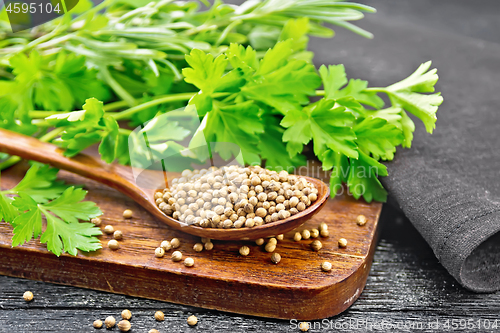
[0,0,443,222]
[0,164,102,256]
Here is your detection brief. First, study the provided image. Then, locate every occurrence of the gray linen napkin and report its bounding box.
[311,6,500,292]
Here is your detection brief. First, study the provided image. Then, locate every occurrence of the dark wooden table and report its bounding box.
[1,0,500,332]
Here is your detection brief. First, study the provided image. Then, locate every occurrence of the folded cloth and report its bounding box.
[311,10,500,292]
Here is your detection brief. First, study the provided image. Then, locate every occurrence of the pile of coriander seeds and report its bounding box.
[155,165,319,229]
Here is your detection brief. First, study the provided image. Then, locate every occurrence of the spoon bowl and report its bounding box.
[0,128,330,240]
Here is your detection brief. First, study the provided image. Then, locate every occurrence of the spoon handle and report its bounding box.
[0,128,135,194]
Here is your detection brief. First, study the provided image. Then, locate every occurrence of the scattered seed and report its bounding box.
[113,230,123,240]
[319,222,328,231]
[105,316,116,328]
[172,251,182,262]
[123,209,133,219]
[154,311,164,321]
[338,238,348,248]
[255,238,265,246]
[264,242,276,253]
[310,240,322,251]
[201,237,210,244]
[187,315,198,326]
[193,243,204,252]
[121,309,132,320]
[171,238,180,249]
[321,261,332,272]
[184,257,195,267]
[204,242,214,250]
[320,229,329,237]
[23,291,33,302]
[356,214,367,226]
[161,240,171,251]
[268,237,277,245]
[91,217,101,226]
[271,252,281,264]
[310,229,319,238]
[155,247,165,258]
[276,234,284,241]
[118,320,131,332]
[293,232,302,242]
[93,319,103,328]
[301,229,311,240]
[103,225,114,234]
[239,245,250,256]
[299,322,309,331]
[108,239,120,250]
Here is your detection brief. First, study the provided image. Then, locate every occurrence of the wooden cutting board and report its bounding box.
[0,162,382,320]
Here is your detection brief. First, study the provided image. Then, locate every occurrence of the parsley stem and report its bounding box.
[0,156,21,171]
[111,92,230,121]
[315,90,325,96]
[103,100,129,112]
[364,87,387,93]
[40,128,65,142]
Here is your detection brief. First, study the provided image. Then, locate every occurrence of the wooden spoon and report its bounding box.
[0,128,330,240]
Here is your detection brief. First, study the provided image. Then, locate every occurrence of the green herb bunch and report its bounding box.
[0,0,442,255]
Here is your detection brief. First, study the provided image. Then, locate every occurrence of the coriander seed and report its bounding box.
[161,240,171,251]
[154,311,164,321]
[121,309,132,320]
[320,229,329,237]
[310,229,319,238]
[184,257,195,267]
[108,239,120,250]
[104,225,114,234]
[118,320,131,332]
[105,316,116,328]
[201,237,210,244]
[319,222,328,231]
[187,315,198,326]
[311,240,322,251]
[255,238,265,246]
[91,217,102,226]
[23,291,33,302]
[356,214,367,226]
[204,242,214,250]
[113,230,123,240]
[276,234,284,241]
[301,229,311,240]
[271,252,281,264]
[264,242,276,253]
[123,209,133,219]
[155,247,165,258]
[170,238,180,249]
[93,319,103,328]
[268,237,277,245]
[193,243,204,252]
[172,251,182,262]
[321,261,332,272]
[239,245,250,256]
[338,238,348,248]
[293,232,302,242]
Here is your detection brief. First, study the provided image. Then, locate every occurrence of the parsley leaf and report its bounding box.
[347,151,388,203]
[382,61,443,133]
[1,165,103,256]
[281,99,358,158]
[354,116,404,161]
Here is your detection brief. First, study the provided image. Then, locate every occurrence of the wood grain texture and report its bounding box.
[0,210,498,333]
[0,162,381,320]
